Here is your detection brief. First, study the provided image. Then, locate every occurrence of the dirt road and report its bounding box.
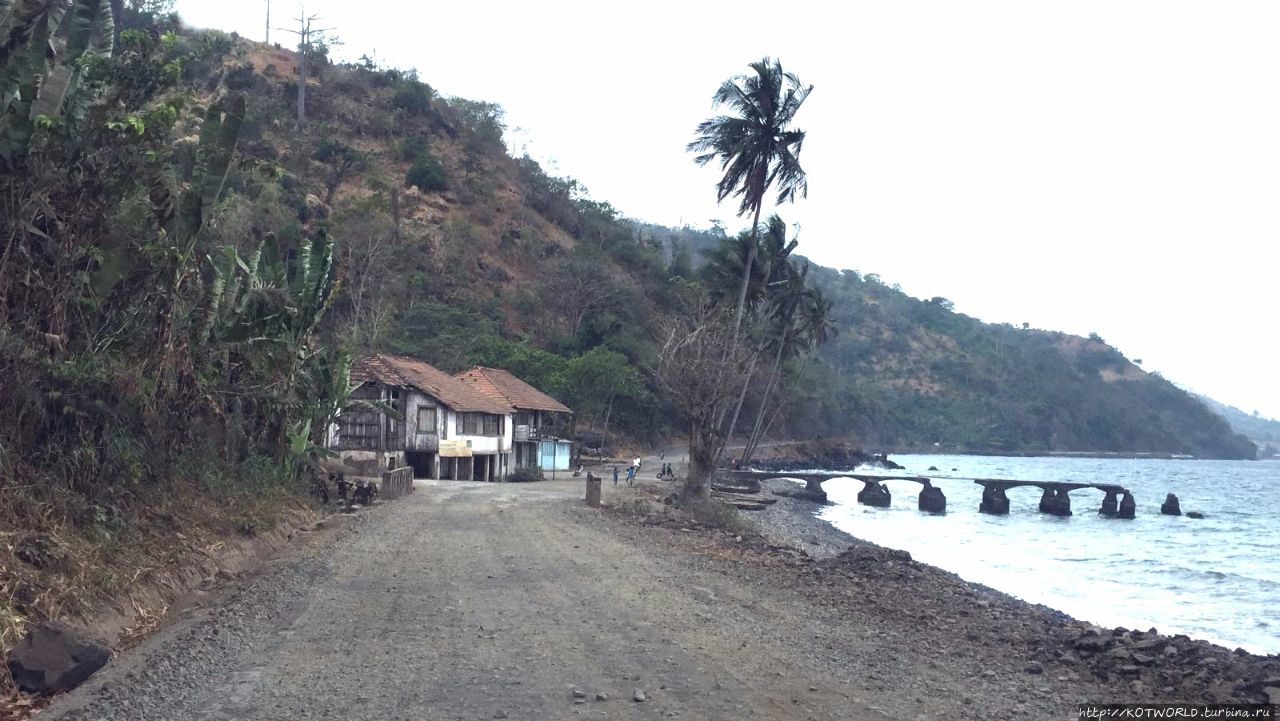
[47,473,1187,717]
[45,479,914,721]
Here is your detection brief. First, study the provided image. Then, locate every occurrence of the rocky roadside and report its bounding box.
[733,478,1280,708]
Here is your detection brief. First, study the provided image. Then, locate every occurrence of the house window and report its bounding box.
[385,389,401,447]
[456,412,503,436]
[417,406,436,434]
[514,411,534,428]
[458,412,479,436]
[337,384,383,449]
[483,414,502,436]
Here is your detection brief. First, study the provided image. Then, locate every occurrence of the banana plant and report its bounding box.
[150,92,245,387]
[1,0,115,168]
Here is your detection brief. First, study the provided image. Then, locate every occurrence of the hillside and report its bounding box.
[190,35,1252,460]
[1196,396,1280,458]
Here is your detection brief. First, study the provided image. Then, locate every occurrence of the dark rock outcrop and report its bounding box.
[1160,493,1182,516]
[6,621,112,693]
[749,442,900,473]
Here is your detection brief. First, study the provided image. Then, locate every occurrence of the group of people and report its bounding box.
[610,452,678,486]
[612,457,642,486]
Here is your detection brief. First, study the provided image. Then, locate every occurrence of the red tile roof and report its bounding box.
[455,367,572,414]
[352,354,513,415]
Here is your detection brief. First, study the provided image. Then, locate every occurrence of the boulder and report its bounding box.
[6,621,111,693]
[1160,493,1182,516]
[1186,511,1206,519]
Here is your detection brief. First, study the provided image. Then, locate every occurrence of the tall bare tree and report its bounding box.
[652,290,753,498]
[278,11,334,126]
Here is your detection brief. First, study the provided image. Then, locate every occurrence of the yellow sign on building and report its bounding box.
[439,439,472,458]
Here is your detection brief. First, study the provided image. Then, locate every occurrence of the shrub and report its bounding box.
[508,467,544,483]
[405,151,447,193]
[224,61,256,91]
[393,81,435,116]
[397,135,429,162]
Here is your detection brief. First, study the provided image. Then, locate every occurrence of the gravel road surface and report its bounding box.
[48,473,1245,721]
[43,479,902,721]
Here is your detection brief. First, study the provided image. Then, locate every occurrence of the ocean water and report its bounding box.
[803,454,1280,655]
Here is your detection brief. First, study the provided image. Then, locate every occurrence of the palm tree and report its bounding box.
[742,283,836,463]
[688,57,812,342]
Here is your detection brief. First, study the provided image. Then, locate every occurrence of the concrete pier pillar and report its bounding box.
[584,473,601,507]
[1099,489,1119,517]
[1160,493,1181,516]
[857,481,891,508]
[803,477,829,503]
[978,485,1010,515]
[918,485,946,514]
[1117,491,1136,519]
[1039,487,1072,517]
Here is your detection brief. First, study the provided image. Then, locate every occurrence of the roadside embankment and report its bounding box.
[1,487,323,720]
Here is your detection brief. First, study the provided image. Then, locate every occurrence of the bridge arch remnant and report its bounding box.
[975,480,1135,519]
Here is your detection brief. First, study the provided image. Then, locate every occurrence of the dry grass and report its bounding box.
[0,478,311,704]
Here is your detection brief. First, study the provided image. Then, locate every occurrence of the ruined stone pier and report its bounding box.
[717,470,1141,520]
[718,471,947,514]
[973,479,1135,519]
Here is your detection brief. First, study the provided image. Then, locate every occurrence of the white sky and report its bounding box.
[176,0,1280,419]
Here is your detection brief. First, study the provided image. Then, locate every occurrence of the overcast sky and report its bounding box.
[176,0,1280,419]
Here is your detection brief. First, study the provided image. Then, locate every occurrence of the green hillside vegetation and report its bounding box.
[1195,396,1280,458]
[0,7,1257,667]
[796,267,1255,458]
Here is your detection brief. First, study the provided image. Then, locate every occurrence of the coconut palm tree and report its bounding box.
[688,57,812,342]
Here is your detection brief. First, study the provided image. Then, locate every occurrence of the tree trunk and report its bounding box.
[750,356,812,463]
[743,331,789,463]
[296,38,307,126]
[684,422,718,499]
[714,349,759,468]
[729,203,763,347]
[600,394,615,458]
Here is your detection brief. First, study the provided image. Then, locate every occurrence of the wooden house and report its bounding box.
[455,367,573,473]
[331,354,515,481]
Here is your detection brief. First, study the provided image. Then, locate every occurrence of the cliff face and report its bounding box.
[218,37,1253,459]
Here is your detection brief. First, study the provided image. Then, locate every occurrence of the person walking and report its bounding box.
[612,465,619,486]
[626,465,635,486]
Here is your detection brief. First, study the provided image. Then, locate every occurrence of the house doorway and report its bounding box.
[405,451,436,479]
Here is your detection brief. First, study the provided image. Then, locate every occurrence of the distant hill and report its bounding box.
[137,34,1254,460]
[1195,396,1280,458]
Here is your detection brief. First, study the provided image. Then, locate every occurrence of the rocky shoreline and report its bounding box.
[749,478,1280,707]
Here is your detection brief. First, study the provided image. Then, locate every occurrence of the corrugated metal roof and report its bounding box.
[352,354,513,414]
[455,366,572,414]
